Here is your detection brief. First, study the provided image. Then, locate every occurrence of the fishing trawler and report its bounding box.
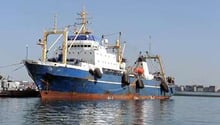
[24,9,175,100]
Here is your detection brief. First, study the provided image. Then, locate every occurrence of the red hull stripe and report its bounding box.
[40,91,170,100]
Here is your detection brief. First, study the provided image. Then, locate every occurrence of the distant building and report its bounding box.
[197,85,204,92]
[175,84,216,93]
[193,86,197,92]
[175,85,181,91]
[203,87,209,92]
[180,86,185,91]
[185,85,194,92]
[208,86,215,92]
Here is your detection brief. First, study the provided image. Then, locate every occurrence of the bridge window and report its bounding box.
[68,35,96,41]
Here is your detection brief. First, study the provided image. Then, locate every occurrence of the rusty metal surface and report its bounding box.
[40,91,170,101]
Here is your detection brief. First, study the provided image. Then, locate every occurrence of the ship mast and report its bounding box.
[116,32,122,63]
[81,9,88,34]
[75,8,91,34]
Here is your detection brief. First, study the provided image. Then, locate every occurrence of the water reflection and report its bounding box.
[23,99,175,125]
[2,97,220,125]
[151,99,175,125]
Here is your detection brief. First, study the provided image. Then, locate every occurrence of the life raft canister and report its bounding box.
[134,67,144,75]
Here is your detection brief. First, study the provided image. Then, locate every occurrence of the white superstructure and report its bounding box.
[66,35,121,70]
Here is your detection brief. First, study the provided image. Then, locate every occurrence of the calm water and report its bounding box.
[0,96,220,125]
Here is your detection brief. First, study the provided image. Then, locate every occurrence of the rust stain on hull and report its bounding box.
[40,91,170,101]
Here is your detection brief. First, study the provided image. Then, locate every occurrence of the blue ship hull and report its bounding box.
[24,60,175,100]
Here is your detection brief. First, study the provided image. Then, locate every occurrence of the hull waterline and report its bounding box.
[40,91,171,100]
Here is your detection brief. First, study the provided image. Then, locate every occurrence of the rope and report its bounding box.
[0,62,22,68]
[0,62,24,80]
[13,65,24,72]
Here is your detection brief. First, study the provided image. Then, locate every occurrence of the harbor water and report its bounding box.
[0,96,220,125]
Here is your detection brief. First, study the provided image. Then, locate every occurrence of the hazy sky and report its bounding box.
[0,0,220,87]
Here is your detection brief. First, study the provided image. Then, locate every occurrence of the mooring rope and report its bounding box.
[0,62,23,69]
[13,65,24,72]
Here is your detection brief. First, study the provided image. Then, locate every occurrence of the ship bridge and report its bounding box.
[65,34,120,70]
[67,34,100,51]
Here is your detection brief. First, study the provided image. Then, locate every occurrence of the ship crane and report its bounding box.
[146,54,166,81]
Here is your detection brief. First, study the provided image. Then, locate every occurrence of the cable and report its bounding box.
[13,65,24,72]
[0,62,22,68]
